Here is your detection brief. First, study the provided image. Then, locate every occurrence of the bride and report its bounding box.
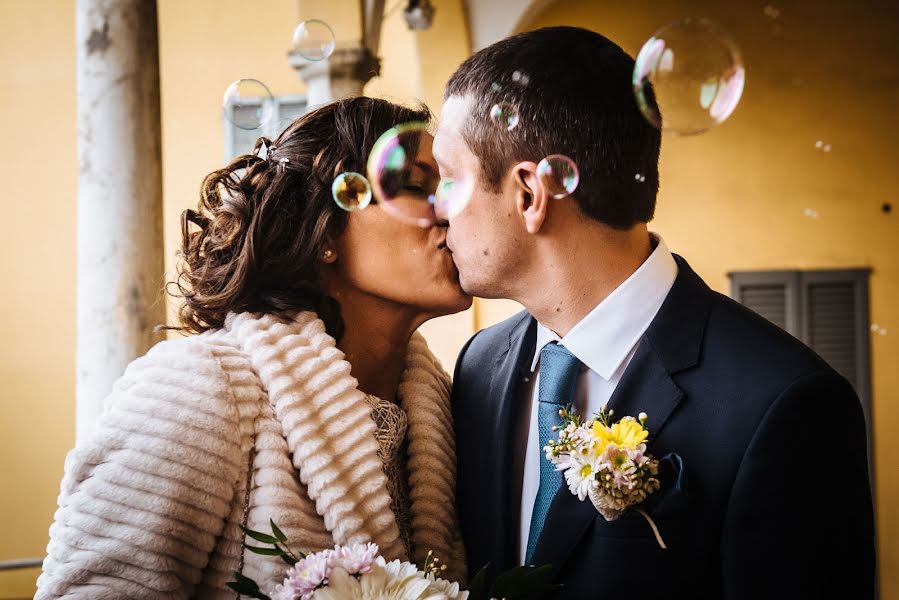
[36,96,471,598]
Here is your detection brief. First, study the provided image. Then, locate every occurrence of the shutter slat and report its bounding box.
[807,282,858,388]
[740,284,787,330]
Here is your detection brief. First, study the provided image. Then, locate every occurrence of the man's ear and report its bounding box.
[512,161,549,234]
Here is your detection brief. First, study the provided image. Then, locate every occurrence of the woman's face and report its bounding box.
[327,132,473,320]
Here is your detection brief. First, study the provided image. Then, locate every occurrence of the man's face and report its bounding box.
[433,95,525,299]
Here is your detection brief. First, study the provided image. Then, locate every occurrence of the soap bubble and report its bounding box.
[367,122,473,226]
[633,18,745,135]
[332,172,372,211]
[489,102,520,130]
[292,19,336,61]
[222,79,274,130]
[537,155,580,199]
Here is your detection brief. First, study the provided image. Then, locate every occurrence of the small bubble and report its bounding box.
[292,19,336,61]
[880,329,889,336]
[222,79,274,131]
[803,208,820,219]
[512,70,530,86]
[489,102,519,130]
[490,82,502,92]
[332,172,372,211]
[537,155,580,199]
[763,5,781,18]
[634,173,646,183]
[871,324,880,332]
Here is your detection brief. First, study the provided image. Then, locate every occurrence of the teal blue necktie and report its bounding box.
[525,342,583,564]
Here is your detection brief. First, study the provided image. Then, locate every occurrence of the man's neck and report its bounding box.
[518,227,654,337]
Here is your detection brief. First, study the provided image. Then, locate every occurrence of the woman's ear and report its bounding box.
[512,161,549,234]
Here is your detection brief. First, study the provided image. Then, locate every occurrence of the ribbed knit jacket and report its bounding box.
[35,311,466,599]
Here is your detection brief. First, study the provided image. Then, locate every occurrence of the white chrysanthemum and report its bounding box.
[314,559,457,600]
[564,449,601,501]
[426,576,469,600]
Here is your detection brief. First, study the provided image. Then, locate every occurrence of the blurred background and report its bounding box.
[1,0,896,597]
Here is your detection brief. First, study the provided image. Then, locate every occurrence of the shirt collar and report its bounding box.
[530,234,679,379]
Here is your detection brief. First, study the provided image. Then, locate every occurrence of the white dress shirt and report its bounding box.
[517,234,679,564]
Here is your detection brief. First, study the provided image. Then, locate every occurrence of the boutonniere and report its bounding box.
[544,405,668,548]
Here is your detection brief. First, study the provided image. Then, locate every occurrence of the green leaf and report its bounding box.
[270,519,288,543]
[491,564,561,600]
[246,545,284,556]
[226,571,272,600]
[240,525,280,545]
[280,551,299,567]
[466,564,489,600]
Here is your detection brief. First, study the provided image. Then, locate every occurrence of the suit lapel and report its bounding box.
[483,315,537,573]
[529,255,713,575]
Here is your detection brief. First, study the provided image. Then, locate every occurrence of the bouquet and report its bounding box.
[544,405,667,547]
[229,521,559,600]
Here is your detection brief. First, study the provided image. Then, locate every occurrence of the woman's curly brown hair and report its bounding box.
[170,96,431,340]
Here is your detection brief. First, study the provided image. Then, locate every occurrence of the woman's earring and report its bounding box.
[323,249,335,261]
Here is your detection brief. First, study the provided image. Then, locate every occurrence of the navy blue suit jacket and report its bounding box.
[452,256,875,598]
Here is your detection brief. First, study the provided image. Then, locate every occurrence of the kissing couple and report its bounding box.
[37,26,874,600]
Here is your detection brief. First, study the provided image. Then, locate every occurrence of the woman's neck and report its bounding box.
[331,291,422,402]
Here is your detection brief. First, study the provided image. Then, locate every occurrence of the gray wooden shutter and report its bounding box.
[730,268,874,479]
[729,271,801,336]
[797,270,872,434]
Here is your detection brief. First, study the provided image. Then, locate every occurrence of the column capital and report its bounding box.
[289,45,382,107]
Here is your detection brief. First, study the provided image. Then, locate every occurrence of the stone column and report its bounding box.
[75,0,165,442]
[289,45,382,108]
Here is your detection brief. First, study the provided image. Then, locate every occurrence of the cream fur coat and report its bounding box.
[36,311,465,599]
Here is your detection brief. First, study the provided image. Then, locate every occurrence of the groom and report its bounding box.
[437,27,875,598]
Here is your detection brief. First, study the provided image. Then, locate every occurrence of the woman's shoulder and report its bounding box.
[110,331,248,423]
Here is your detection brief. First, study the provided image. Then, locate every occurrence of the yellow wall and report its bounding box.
[0,0,77,595]
[0,0,471,596]
[511,0,898,594]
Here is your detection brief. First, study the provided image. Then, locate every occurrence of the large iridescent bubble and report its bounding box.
[633,18,745,135]
[367,122,473,227]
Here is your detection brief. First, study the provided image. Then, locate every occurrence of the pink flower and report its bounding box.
[274,549,334,600]
[600,445,637,488]
[328,543,379,575]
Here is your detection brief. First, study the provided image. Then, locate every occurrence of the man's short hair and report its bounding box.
[444,26,661,230]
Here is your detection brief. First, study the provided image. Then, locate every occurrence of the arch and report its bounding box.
[464,0,560,51]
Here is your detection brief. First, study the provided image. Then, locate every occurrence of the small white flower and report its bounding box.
[565,450,601,501]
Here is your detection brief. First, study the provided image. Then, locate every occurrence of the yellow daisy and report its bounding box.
[592,416,649,451]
